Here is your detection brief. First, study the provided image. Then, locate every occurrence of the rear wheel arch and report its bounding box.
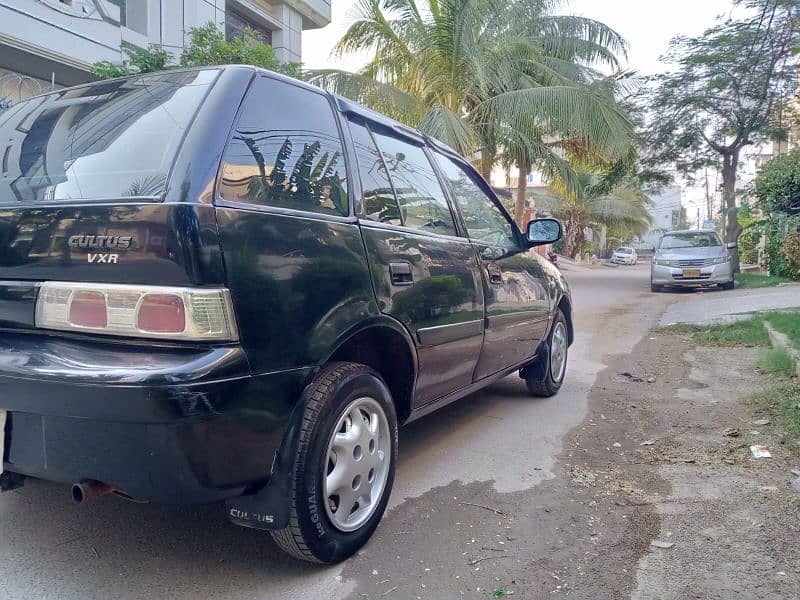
[325,323,417,424]
[556,296,574,345]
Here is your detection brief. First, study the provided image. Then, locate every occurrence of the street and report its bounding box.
[1,263,679,599]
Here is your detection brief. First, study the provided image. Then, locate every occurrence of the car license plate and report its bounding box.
[682,269,701,278]
[0,410,6,476]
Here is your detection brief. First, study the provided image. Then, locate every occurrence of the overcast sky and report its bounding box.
[302,0,740,223]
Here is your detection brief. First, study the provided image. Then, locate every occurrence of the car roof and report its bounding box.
[23,65,468,162]
[664,229,718,235]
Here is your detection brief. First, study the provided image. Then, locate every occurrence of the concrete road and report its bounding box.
[0,262,672,599]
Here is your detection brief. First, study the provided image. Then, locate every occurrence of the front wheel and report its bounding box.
[720,280,735,290]
[524,309,569,397]
[271,362,398,563]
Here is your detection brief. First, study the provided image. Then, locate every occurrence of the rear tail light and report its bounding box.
[35,282,238,342]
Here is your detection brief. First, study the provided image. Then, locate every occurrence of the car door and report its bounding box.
[432,150,550,380]
[346,117,485,406]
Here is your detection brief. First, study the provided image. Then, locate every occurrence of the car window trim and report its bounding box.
[357,217,476,245]
[346,116,405,226]
[213,73,354,218]
[216,198,359,224]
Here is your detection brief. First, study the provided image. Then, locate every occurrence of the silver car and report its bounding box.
[651,230,734,292]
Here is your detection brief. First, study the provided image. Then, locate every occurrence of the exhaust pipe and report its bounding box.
[71,480,113,504]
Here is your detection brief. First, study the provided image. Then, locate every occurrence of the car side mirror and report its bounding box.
[526,218,562,246]
[726,241,737,249]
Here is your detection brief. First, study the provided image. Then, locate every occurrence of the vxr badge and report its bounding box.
[68,234,134,264]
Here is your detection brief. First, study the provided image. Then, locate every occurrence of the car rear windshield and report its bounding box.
[0,69,218,205]
[660,232,721,249]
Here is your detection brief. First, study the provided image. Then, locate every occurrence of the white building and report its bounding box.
[635,186,683,251]
[0,0,330,102]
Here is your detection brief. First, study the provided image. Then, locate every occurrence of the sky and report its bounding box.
[302,0,740,225]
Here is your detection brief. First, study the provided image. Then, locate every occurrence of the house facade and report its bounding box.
[0,0,330,103]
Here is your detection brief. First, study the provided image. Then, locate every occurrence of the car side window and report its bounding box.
[347,120,402,225]
[218,77,349,216]
[433,152,517,247]
[368,128,457,237]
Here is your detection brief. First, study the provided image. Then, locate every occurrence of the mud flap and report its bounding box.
[519,341,548,381]
[224,474,290,530]
[224,398,306,531]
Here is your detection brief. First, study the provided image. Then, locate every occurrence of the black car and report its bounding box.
[0,67,573,564]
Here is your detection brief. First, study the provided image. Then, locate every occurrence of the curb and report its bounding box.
[764,321,800,376]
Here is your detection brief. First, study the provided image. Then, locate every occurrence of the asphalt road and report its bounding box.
[0,262,673,599]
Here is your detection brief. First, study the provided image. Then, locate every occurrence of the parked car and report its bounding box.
[650,230,734,292]
[610,246,638,265]
[0,67,573,564]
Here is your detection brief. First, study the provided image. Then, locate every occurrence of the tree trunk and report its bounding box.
[480,148,495,182]
[721,151,743,273]
[515,162,530,228]
[563,211,584,259]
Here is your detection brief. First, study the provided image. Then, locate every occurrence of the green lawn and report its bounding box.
[748,384,800,456]
[735,272,795,289]
[660,315,771,347]
[758,347,797,377]
[765,311,800,348]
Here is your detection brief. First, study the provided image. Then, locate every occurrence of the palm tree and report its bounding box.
[311,0,635,192]
[535,170,652,258]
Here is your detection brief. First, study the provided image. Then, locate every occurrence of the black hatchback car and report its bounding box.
[0,67,572,563]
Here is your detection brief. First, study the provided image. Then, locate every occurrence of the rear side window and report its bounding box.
[433,152,517,247]
[0,70,218,205]
[368,128,456,236]
[348,120,401,225]
[218,77,349,216]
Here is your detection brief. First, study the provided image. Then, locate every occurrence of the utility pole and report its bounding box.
[697,207,701,230]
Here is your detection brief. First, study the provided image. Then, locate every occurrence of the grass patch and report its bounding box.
[758,347,797,377]
[765,311,800,348]
[735,272,794,289]
[748,383,800,455]
[660,315,770,347]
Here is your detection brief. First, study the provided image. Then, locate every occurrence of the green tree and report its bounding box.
[180,23,301,77]
[91,43,171,78]
[313,0,635,198]
[755,148,800,216]
[644,0,800,273]
[92,22,300,79]
[535,170,652,258]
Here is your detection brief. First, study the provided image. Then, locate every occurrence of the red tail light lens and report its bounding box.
[69,291,108,328]
[137,294,186,333]
[36,283,238,341]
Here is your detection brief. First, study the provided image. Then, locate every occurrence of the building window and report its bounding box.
[226,9,272,46]
[108,0,125,26]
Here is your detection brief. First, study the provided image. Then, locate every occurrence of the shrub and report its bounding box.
[765,220,800,279]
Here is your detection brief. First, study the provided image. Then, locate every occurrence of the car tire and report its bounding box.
[651,283,663,293]
[720,280,735,290]
[524,309,569,398]
[271,362,398,564]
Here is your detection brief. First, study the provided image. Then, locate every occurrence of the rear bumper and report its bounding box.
[0,333,312,503]
[651,263,733,287]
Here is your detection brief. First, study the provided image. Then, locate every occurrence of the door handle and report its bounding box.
[389,262,414,286]
[486,264,503,285]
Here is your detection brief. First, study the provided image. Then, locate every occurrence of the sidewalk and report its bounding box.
[659,283,800,326]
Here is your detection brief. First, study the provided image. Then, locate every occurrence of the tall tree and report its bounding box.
[313,0,635,200]
[645,0,800,272]
[535,170,653,258]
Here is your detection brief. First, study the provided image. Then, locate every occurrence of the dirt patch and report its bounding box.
[341,332,800,599]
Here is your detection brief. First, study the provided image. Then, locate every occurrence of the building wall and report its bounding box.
[635,186,683,251]
[0,0,330,98]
